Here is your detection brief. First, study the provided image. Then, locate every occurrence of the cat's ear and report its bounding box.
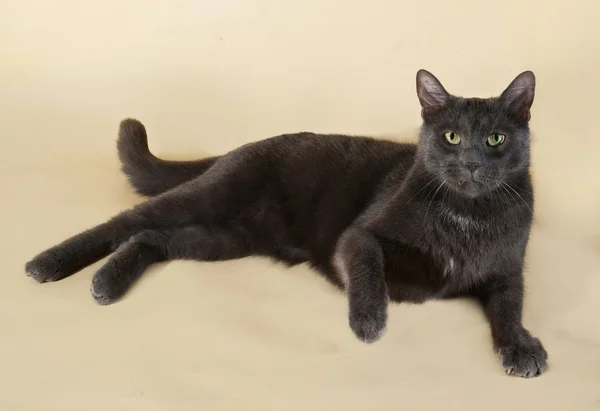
[416,69,451,118]
[499,71,536,121]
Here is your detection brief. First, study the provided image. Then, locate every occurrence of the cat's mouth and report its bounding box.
[450,173,488,197]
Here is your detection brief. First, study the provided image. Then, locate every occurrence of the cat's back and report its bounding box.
[241,132,417,203]
[263,132,416,172]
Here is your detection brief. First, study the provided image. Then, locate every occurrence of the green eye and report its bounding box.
[444,131,461,145]
[487,133,505,147]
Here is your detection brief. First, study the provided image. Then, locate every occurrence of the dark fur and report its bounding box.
[25,70,547,377]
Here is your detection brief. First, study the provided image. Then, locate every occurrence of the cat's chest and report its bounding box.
[437,207,491,235]
[376,201,524,288]
[427,209,503,285]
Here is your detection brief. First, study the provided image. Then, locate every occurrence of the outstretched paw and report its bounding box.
[25,249,69,283]
[91,241,156,305]
[499,336,548,378]
[90,246,133,306]
[91,260,123,305]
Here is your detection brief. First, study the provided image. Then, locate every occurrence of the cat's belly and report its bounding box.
[382,245,446,303]
[381,240,483,303]
[384,249,488,303]
[265,245,310,266]
[387,281,440,303]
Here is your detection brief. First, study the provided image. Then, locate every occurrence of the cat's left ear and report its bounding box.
[416,69,451,118]
[500,71,536,121]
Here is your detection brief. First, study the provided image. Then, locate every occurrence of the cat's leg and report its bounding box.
[25,163,245,283]
[90,224,252,305]
[477,274,548,378]
[333,226,389,343]
[90,240,164,305]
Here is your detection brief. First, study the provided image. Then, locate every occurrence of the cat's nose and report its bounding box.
[464,161,481,172]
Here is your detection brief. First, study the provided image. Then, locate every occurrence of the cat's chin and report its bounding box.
[450,179,486,198]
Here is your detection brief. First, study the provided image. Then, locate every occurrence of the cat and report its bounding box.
[25,69,548,377]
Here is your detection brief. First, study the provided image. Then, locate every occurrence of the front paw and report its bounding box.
[25,249,68,283]
[349,296,388,344]
[499,336,548,378]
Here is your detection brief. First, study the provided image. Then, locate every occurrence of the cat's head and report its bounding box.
[415,69,535,198]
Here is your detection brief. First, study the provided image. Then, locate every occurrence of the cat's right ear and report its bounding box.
[416,69,451,119]
[499,71,536,122]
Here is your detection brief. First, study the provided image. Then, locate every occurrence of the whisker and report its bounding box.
[425,179,447,220]
[495,180,520,230]
[439,184,452,224]
[422,180,440,208]
[503,182,534,215]
[402,176,436,207]
[441,184,451,206]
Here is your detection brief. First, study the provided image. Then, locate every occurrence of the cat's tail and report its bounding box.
[117,118,219,196]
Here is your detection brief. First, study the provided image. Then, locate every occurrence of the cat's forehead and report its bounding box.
[440,97,512,133]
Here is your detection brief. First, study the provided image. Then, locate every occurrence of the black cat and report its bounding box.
[25,69,547,377]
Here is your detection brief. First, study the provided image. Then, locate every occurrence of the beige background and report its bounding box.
[1,1,599,410]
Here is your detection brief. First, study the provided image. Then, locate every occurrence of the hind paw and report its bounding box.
[25,249,70,283]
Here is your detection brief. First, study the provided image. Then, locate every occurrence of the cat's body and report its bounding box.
[119,126,525,301]
[25,70,548,377]
[123,128,419,282]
